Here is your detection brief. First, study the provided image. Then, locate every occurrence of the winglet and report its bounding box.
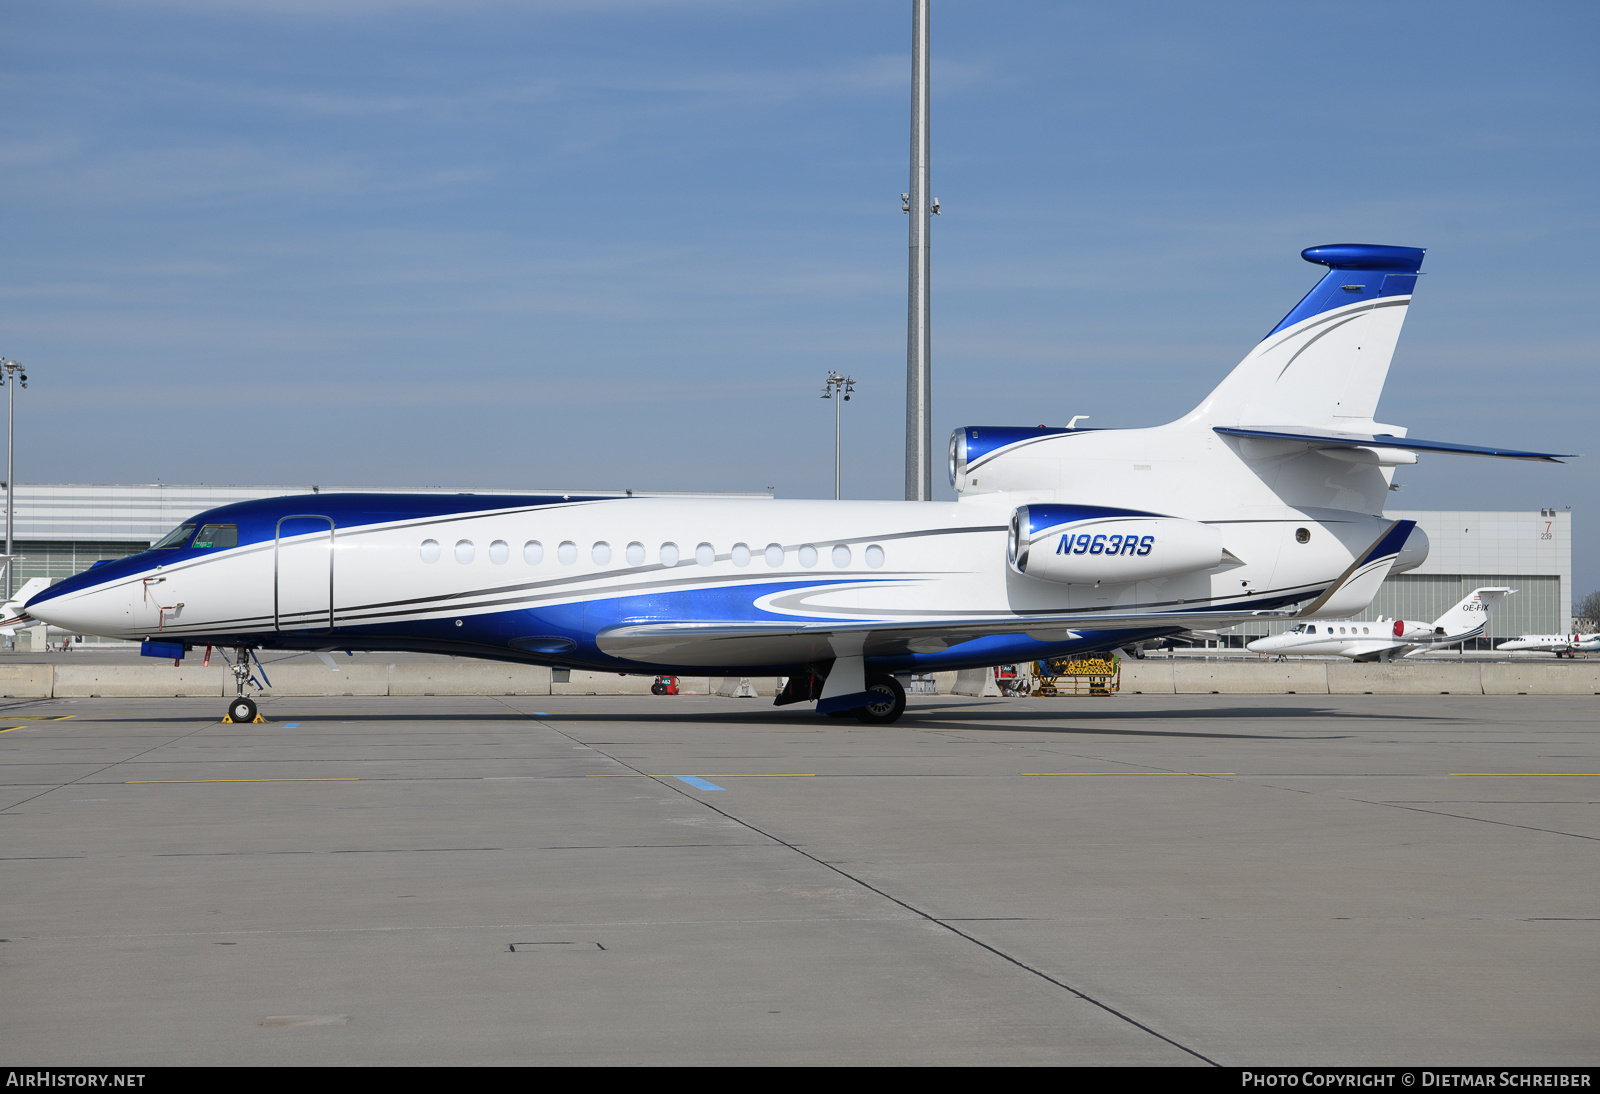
[1297,520,1417,619]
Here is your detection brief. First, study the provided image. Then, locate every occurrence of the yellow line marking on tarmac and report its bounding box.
[126,778,360,784]
[585,773,815,778]
[0,715,75,721]
[1451,773,1600,777]
[1023,771,1236,776]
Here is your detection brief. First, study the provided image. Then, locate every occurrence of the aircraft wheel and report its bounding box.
[855,674,906,725]
[227,696,258,724]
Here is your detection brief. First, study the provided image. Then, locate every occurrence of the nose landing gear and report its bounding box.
[222,647,265,724]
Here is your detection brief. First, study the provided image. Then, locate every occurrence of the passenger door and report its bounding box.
[275,515,335,633]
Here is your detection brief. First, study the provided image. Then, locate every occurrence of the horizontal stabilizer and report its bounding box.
[1215,426,1574,463]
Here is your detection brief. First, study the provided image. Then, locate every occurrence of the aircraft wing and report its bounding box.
[595,606,1300,666]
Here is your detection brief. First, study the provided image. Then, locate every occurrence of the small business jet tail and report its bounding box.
[0,577,51,635]
[1426,587,1515,644]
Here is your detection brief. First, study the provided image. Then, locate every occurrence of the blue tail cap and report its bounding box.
[1301,244,1425,273]
[1267,243,1428,336]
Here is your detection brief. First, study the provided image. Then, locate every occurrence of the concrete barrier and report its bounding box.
[388,663,551,696]
[1120,660,1175,694]
[1174,660,1329,694]
[1327,662,1482,695]
[0,664,52,697]
[53,664,229,698]
[11,659,1600,699]
[255,664,389,697]
[1481,662,1600,695]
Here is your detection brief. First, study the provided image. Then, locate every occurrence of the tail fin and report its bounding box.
[1430,587,1515,640]
[1184,244,1425,431]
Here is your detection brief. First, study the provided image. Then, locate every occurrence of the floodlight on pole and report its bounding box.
[0,358,27,606]
[821,371,856,500]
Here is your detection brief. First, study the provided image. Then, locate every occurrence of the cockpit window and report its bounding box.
[193,524,238,549]
[152,523,196,549]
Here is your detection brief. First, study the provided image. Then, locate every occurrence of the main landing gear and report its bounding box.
[223,647,264,724]
[779,669,907,724]
[854,674,907,724]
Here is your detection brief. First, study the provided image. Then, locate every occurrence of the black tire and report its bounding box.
[227,696,257,724]
[855,674,907,725]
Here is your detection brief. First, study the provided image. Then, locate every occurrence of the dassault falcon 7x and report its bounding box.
[1246,587,1513,662]
[16,244,1575,724]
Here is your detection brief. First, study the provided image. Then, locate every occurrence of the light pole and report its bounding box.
[821,371,856,500]
[0,359,25,605]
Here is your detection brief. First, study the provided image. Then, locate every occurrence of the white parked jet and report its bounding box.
[1247,587,1513,661]
[1496,634,1600,657]
[17,244,1574,724]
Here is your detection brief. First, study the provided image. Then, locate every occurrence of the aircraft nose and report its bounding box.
[27,585,134,638]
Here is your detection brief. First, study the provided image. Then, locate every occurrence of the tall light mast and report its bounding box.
[903,0,935,501]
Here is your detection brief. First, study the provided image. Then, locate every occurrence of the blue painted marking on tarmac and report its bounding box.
[533,713,550,717]
[282,723,301,728]
[675,776,726,792]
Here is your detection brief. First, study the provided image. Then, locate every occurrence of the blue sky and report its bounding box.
[3,1,1597,589]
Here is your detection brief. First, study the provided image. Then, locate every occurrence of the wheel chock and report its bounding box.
[221,713,268,724]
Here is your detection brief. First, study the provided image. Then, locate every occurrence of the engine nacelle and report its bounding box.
[1008,505,1225,584]
[1391,619,1438,641]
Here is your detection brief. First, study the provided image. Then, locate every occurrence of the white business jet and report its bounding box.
[16,245,1573,724]
[1247,587,1513,661]
[1496,634,1600,657]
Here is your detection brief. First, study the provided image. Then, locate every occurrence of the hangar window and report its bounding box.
[558,540,578,565]
[798,544,818,568]
[865,544,885,568]
[154,524,196,549]
[660,542,680,567]
[626,541,645,566]
[696,542,715,566]
[489,540,509,565]
[592,541,612,565]
[765,543,784,567]
[420,539,441,564]
[832,544,851,567]
[731,543,750,567]
[523,540,543,565]
[193,524,238,549]
[455,540,475,564]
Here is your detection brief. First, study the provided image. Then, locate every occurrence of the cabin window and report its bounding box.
[592,541,612,565]
[626,541,645,566]
[765,543,784,567]
[1296,527,1311,544]
[660,542,680,566]
[798,544,818,567]
[455,540,475,564]
[865,544,885,568]
[558,541,578,565]
[192,524,238,549]
[153,524,196,549]
[420,539,441,564]
[696,542,715,566]
[1362,627,1369,635]
[523,540,543,565]
[832,544,851,567]
[489,540,509,565]
[731,543,750,567]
